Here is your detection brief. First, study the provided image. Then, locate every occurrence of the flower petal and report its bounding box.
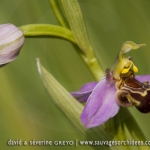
[135,75,150,82]
[80,82,98,92]
[71,82,98,102]
[80,77,120,128]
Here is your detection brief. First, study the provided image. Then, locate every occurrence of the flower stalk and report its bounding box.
[19,24,75,43]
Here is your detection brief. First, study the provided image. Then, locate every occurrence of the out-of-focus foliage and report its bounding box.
[0,0,150,150]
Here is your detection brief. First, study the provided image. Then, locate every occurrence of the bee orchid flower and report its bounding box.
[71,41,150,129]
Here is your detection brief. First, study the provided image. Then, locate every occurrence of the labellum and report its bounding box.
[116,70,150,113]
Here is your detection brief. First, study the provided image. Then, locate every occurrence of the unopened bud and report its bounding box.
[0,23,24,66]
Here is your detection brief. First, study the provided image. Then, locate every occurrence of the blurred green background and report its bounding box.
[0,0,150,149]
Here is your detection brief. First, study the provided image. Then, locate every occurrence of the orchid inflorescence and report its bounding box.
[1,1,150,148]
[71,41,150,129]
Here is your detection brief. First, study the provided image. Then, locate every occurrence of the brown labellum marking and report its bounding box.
[124,77,142,88]
[116,90,133,107]
[122,77,150,96]
[119,75,150,113]
[131,91,150,113]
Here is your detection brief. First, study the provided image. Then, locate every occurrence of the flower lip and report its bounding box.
[119,74,150,113]
[116,90,133,107]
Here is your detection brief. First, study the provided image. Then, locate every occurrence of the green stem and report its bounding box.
[82,55,104,81]
[59,0,104,81]
[19,24,75,43]
[48,0,69,28]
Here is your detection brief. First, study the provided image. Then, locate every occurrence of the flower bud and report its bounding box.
[0,23,24,67]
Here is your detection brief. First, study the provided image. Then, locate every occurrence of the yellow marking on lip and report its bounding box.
[122,86,147,97]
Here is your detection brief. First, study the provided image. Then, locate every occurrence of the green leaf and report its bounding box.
[36,59,122,150]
